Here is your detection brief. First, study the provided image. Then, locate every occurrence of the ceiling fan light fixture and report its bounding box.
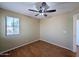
[39,13,44,16]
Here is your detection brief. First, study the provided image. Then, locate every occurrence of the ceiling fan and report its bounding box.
[28,2,56,17]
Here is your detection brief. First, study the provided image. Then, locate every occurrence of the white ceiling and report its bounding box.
[0,2,79,19]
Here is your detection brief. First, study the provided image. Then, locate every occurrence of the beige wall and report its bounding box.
[40,13,73,51]
[40,8,79,52]
[0,9,40,52]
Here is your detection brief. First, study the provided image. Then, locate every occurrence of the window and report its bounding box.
[5,16,20,36]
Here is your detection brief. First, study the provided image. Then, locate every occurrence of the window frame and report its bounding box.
[5,16,20,36]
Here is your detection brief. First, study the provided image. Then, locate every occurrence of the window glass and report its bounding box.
[6,16,19,35]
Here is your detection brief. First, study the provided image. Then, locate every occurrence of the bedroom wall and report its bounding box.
[40,8,79,52]
[40,13,73,51]
[0,9,40,52]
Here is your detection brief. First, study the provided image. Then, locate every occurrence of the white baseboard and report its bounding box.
[0,39,39,55]
[41,39,74,52]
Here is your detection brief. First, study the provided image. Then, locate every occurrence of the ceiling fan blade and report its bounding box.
[35,14,39,16]
[28,9,38,12]
[46,10,56,12]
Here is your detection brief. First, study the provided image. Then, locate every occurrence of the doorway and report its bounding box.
[76,20,79,46]
[76,17,79,56]
[73,14,79,57]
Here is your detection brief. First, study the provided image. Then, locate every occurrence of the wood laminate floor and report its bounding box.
[1,40,76,57]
